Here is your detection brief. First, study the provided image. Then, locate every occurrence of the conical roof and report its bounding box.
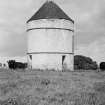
[27,1,74,23]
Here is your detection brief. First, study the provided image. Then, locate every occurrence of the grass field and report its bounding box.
[0,69,105,105]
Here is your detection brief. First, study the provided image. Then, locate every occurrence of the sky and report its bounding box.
[0,0,105,63]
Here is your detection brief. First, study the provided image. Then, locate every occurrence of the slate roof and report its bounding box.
[27,1,74,23]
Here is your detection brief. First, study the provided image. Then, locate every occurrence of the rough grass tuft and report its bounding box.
[94,81,105,93]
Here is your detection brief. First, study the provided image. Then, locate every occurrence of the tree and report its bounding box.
[74,55,98,70]
[7,60,16,69]
[7,60,27,70]
[100,62,105,71]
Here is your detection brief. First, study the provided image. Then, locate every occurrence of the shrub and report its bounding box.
[74,55,98,70]
[7,60,27,70]
[100,62,105,71]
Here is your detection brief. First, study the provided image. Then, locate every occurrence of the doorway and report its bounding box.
[62,55,66,70]
[29,55,32,69]
[29,55,32,60]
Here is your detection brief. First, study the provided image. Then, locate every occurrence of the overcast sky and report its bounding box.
[0,0,105,63]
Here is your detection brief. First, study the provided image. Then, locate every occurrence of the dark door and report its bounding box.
[29,55,32,69]
[62,55,66,70]
[29,55,32,60]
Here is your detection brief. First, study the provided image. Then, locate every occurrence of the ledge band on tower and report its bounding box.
[27,52,74,54]
[27,27,74,32]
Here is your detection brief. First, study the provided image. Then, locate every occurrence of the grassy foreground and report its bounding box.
[0,69,105,105]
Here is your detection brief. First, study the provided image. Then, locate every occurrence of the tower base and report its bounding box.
[27,53,74,71]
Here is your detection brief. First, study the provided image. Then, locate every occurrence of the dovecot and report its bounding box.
[27,1,74,71]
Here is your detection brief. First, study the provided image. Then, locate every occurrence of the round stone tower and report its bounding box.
[27,1,74,71]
